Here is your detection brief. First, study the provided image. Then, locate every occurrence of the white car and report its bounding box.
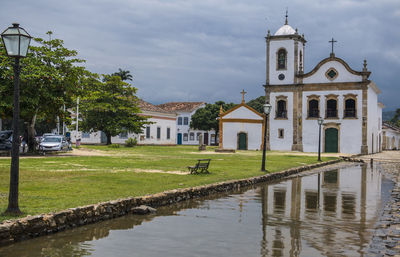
[39,136,69,153]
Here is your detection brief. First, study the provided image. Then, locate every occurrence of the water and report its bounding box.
[0,163,393,257]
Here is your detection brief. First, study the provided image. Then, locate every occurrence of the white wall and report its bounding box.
[367,86,380,153]
[223,122,263,150]
[269,92,293,151]
[269,40,296,85]
[303,60,362,84]
[384,129,400,150]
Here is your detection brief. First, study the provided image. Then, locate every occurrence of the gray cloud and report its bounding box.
[1,0,399,109]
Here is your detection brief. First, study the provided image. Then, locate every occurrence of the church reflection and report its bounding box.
[260,164,380,257]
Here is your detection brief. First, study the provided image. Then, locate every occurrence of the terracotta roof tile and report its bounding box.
[138,99,175,114]
[157,102,205,112]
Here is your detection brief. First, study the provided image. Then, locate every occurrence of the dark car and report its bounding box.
[0,130,12,150]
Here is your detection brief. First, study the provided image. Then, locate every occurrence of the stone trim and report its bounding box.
[237,131,248,150]
[325,94,339,119]
[275,95,288,120]
[306,94,320,119]
[323,122,341,153]
[343,93,358,119]
[221,119,263,124]
[276,48,288,70]
[220,103,263,119]
[266,81,369,93]
[325,67,339,81]
[361,88,368,154]
[299,56,370,79]
[0,159,341,247]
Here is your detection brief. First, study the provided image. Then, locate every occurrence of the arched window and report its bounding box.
[308,99,319,118]
[276,100,287,118]
[344,99,356,117]
[277,49,287,70]
[326,99,337,118]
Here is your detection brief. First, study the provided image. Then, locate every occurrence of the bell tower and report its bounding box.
[265,16,306,85]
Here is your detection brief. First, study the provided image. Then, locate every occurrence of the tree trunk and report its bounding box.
[106,134,112,145]
[27,112,38,153]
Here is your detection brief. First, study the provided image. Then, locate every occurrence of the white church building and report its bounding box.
[220,17,383,154]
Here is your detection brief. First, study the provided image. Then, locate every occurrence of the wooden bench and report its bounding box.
[187,159,211,174]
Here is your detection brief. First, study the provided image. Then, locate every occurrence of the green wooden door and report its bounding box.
[325,128,338,153]
[238,133,247,150]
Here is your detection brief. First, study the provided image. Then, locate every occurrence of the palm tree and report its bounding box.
[112,68,133,81]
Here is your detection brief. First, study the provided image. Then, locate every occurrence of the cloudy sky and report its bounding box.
[1,0,399,110]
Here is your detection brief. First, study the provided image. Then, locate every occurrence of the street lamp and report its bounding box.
[261,103,272,171]
[317,117,324,161]
[1,23,31,214]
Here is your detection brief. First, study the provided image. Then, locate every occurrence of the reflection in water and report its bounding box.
[0,164,391,257]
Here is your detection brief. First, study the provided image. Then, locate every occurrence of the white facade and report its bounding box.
[70,100,177,145]
[265,20,382,154]
[220,104,264,150]
[157,102,217,146]
[382,123,400,150]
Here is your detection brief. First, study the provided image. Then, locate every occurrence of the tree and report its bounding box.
[0,32,87,151]
[190,101,236,136]
[247,96,266,114]
[111,68,133,81]
[79,75,150,144]
[390,108,400,127]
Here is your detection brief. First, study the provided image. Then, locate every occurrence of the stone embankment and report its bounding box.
[0,159,341,246]
[360,151,400,256]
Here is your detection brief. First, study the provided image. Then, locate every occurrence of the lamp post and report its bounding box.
[1,23,31,214]
[317,117,324,162]
[261,103,272,171]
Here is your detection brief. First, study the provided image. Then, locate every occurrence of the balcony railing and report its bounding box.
[276,110,287,118]
[344,108,356,118]
[326,109,337,118]
[308,109,319,118]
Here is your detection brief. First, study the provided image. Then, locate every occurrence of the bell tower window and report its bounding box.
[277,48,287,70]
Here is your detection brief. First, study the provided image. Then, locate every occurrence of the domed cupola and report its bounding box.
[274,24,296,36]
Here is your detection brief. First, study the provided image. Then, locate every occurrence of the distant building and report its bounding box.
[382,122,400,150]
[71,99,177,145]
[157,102,217,145]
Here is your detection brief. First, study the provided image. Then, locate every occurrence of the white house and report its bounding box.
[382,122,400,150]
[219,98,264,150]
[71,99,177,145]
[157,102,217,145]
[264,18,383,154]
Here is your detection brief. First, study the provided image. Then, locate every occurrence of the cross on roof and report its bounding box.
[285,8,288,25]
[240,89,247,103]
[329,37,337,56]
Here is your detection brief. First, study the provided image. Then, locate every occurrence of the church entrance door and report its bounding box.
[177,133,182,145]
[238,132,247,150]
[325,128,338,153]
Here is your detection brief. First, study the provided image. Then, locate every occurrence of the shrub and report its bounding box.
[125,137,137,147]
[108,143,120,148]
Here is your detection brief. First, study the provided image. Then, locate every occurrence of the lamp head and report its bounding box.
[1,23,32,58]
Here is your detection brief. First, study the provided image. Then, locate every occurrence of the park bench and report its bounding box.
[187,159,211,174]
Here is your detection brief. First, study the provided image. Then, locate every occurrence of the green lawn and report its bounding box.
[0,145,336,222]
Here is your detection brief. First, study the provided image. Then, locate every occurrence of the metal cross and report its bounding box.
[285,8,288,25]
[329,37,337,55]
[240,89,247,103]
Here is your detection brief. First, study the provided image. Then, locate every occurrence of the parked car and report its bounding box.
[39,136,69,153]
[0,130,12,150]
[39,133,56,143]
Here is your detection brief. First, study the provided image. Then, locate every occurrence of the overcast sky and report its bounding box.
[1,0,399,110]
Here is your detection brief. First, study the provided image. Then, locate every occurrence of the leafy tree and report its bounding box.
[111,68,133,81]
[390,108,400,127]
[247,96,266,114]
[0,31,87,151]
[79,75,150,145]
[190,101,236,136]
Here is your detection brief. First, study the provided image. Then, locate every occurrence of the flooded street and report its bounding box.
[0,163,393,257]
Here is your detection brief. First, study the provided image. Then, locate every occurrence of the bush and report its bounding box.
[125,137,137,147]
[108,144,120,148]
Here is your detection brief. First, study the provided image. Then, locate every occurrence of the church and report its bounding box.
[219,16,383,154]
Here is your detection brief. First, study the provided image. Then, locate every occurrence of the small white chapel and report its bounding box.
[219,15,383,154]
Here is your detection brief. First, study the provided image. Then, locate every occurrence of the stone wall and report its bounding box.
[0,159,341,246]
